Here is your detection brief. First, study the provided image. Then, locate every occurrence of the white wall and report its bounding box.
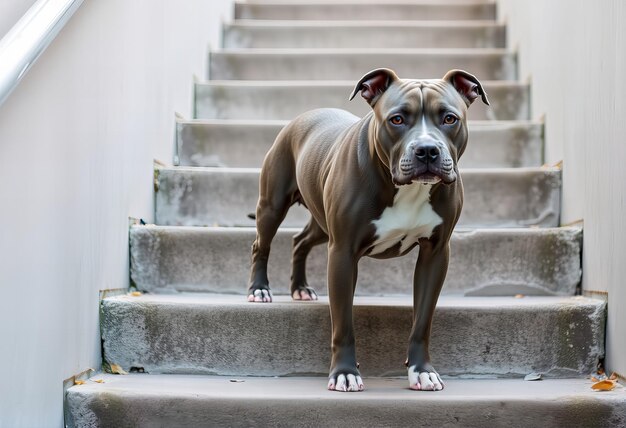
[498,0,625,376]
[0,1,232,426]
[0,0,37,37]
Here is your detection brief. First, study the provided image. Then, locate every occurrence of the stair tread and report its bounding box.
[214,47,511,54]
[160,165,557,174]
[106,292,600,309]
[180,118,539,125]
[135,223,575,234]
[69,374,619,399]
[228,19,504,27]
[66,375,625,427]
[197,79,525,85]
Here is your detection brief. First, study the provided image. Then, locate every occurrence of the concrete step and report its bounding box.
[234,2,497,21]
[129,226,581,296]
[66,375,626,428]
[176,119,543,169]
[155,167,561,228]
[99,293,604,377]
[208,49,516,81]
[194,80,528,121]
[224,20,506,49]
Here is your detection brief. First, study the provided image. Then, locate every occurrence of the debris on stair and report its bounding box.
[591,372,620,391]
[524,373,542,381]
[107,363,128,375]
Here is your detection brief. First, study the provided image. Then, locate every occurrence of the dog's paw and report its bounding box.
[328,373,364,392]
[247,288,272,303]
[408,365,444,391]
[292,287,318,301]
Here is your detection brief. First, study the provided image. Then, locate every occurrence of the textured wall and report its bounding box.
[0,1,232,426]
[498,0,625,376]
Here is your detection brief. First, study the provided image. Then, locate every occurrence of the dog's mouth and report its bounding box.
[393,165,456,186]
[413,173,443,185]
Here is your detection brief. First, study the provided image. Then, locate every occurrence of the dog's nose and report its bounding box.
[415,143,440,163]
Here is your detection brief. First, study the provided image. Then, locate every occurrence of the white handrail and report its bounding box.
[0,0,84,107]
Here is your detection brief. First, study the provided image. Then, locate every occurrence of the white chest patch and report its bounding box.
[369,183,443,256]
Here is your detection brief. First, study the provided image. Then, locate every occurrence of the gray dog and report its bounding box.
[248,68,489,392]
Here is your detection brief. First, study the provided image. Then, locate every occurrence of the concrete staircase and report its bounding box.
[65,2,626,427]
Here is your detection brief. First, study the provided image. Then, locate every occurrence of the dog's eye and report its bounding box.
[443,114,458,125]
[390,115,404,125]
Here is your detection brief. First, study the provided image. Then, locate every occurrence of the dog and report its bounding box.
[248,68,489,392]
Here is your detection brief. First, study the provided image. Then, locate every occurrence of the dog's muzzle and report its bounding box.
[395,138,457,185]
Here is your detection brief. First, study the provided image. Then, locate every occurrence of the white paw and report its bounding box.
[327,374,364,392]
[408,365,444,391]
[247,289,272,303]
[292,287,318,301]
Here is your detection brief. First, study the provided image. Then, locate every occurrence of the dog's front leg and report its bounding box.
[406,237,449,391]
[326,244,364,392]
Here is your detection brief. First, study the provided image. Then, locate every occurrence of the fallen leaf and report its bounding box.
[110,364,128,375]
[130,291,142,297]
[592,380,616,391]
[92,379,105,384]
[74,380,85,385]
[514,294,525,299]
[609,372,618,381]
[591,376,600,382]
[524,373,542,381]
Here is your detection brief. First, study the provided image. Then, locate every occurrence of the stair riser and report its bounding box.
[177,121,543,169]
[234,3,497,21]
[155,168,561,228]
[208,51,517,81]
[101,297,604,377]
[129,227,581,296]
[224,23,506,49]
[194,82,529,121]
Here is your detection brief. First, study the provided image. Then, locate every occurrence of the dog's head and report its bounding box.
[350,68,489,186]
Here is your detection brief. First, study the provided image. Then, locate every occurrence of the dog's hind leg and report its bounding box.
[290,217,328,301]
[248,145,298,303]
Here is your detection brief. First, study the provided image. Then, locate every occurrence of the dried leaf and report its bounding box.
[524,373,542,381]
[590,376,600,382]
[74,380,86,385]
[110,364,128,375]
[514,294,525,299]
[130,291,142,297]
[592,380,616,391]
[92,379,105,384]
[609,372,618,381]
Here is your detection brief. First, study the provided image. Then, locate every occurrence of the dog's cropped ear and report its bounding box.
[443,69,490,106]
[349,68,399,107]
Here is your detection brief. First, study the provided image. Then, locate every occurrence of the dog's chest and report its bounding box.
[369,184,443,256]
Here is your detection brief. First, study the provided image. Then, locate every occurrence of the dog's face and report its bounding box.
[350,68,489,186]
